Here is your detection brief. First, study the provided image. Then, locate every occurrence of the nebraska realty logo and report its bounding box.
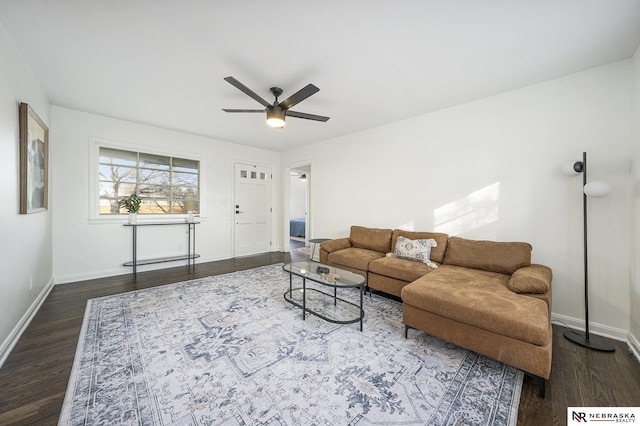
[568,407,639,423]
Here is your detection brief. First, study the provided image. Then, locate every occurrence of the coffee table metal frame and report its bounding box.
[283,261,366,331]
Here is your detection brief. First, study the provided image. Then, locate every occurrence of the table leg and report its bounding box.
[310,243,316,261]
[360,284,363,332]
[132,225,137,279]
[302,278,306,321]
[187,223,191,268]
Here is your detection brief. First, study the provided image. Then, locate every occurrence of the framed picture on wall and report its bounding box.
[19,102,49,214]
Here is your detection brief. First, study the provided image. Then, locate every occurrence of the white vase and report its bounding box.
[129,213,137,224]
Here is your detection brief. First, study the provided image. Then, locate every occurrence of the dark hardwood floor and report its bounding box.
[1,245,638,425]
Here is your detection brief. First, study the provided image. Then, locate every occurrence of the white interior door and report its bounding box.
[234,163,272,256]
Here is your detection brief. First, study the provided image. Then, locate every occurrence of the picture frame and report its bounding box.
[19,102,49,214]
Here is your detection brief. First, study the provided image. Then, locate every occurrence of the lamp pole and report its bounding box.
[563,152,615,351]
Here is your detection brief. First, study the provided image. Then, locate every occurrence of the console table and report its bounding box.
[123,221,200,278]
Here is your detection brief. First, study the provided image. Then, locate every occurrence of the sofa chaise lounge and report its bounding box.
[319,225,553,396]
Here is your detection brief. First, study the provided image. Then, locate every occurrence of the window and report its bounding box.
[99,147,200,215]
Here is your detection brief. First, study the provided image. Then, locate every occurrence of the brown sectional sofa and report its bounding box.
[320,225,553,396]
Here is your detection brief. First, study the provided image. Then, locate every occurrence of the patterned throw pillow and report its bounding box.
[388,236,438,268]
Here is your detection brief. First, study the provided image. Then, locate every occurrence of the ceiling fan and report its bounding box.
[222,76,330,129]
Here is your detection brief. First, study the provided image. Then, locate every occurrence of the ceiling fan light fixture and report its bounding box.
[266,106,286,129]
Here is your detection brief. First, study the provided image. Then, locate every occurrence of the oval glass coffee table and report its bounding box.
[283,261,366,331]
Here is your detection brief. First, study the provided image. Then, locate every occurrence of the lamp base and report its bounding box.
[563,329,615,352]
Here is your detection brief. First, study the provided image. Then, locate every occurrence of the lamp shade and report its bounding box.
[583,180,610,198]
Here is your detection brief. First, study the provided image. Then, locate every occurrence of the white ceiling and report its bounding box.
[2,1,640,152]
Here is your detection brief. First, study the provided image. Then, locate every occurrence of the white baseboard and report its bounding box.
[54,266,129,284]
[551,313,629,342]
[0,278,55,368]
[541,314,640,365]
[54,254,228,284]
[627,332,640,363]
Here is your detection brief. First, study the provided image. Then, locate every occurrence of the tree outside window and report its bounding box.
[98,147,200,215]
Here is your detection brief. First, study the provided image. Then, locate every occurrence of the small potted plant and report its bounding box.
[119,193,142,224]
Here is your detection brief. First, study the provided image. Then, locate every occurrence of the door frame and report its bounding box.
[284,160,312,253]
[232,160,277,257]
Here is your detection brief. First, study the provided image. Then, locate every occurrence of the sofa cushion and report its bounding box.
[392,230,449,263]
[508,264,553,294]
[369,256,436,283]
[327,248,385,271]
[401,265,549,346]
[443,236,532,275]
[349,226,393,253]
[320,237,352,254]
[389,236,438,266]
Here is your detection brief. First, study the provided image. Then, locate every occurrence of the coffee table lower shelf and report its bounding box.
[284,288,364,330]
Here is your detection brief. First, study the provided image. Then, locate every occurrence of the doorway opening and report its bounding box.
[288,164,310,257]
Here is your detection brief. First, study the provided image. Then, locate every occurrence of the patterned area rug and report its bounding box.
[59,264,522,425]
[293,246,311,255]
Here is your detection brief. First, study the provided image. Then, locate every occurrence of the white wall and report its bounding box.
[631,46,640,347]
[51,107,280,283]
[0,23,52,361]
[282,61,633,339]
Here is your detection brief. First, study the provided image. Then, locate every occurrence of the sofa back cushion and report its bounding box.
[349,226,393,253]
[392,230,449,263]
[443,236,532,274]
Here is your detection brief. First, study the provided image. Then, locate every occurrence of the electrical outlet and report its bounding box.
[177,244,183,251]
[29,275,33,291]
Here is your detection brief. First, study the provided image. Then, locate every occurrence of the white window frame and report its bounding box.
[89,138,206,224]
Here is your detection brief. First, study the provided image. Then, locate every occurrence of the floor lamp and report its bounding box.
[562,152,615,352]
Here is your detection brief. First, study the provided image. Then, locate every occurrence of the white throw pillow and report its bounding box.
[388,236,438,268]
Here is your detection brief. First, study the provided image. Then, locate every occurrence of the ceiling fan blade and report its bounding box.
[222,109,265,113]
[286,110,330,122]
[224,76,271,108]
[278,84,320,110]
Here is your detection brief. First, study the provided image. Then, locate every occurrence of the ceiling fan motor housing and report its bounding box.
[270,87,283,100]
